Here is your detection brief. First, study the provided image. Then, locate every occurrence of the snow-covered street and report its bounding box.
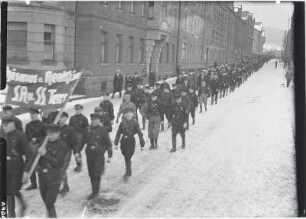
[20,60,296,217]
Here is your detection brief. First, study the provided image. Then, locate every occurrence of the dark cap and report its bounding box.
[60,112,69,118]
[90,113,101,120]
[127,83,133,87]
[75,104,83,109]
[155,82,160,86]
[94,107,103,113]
[124,108,135,114]
[1,116,16,124]
[45,124,61,133]
[29,108,40,114]
[2,105,13,111]
[102,92,109,96]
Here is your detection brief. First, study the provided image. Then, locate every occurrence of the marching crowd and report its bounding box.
[2,56,271,218]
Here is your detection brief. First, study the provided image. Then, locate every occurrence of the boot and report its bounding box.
[25,184,37,191]
[26,172,38,191]
[192,117,195,125]
[7,195,16,218]
[127,160,132,176]
[16,192,26,217]
[161,123,164,131]
[170,136,176,153]
[182,135,186,149]
[149,138,154,149]
[200,105,202,113]
[154,138,158,149]
[59,184,69,195]
[46,204,57,218]
[74,162,82,172]
[87,179,99,200]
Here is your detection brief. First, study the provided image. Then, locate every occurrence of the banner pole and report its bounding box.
[27,69,84,178]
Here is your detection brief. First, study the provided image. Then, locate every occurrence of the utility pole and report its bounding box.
[175,1,181,76]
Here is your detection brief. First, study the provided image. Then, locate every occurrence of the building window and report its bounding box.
[128,36,134,63]
[115,34,122,63]
[184,11,188,30]
[166,43,170,63]
[148,1,154,18]
[182,42,187,60]
[159,46,163,63]
[101,31,108,62]
[117,1,122,9]
[139,38,145,63]
[7,22,27,60]
[172,44,176,63]
[130,1,134,13]
[44,24,55,61]
[141,2,145,17]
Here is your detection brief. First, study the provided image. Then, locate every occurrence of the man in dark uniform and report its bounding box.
[25,108,46,191]
[146,92,164,149]
[94,107,112,132]
[133,82,146,121]
[149,71,156,88]
[180,88,191,130]
[2,105,23,132]
[161,86,173,129]
[114,109,145,178]
[132,72,141,91]
[82,113,113,200]
[160,77,170,91]
[169,94,188,153]
[139,85,151,130]
[36,124,68,218]
[69,104,89,172]
[3,116,32,217]
[124,83,136,105]
[176,73,184,86]
[99,93,115,123]
[42,109,59,124]
[57,112,78,195]
[125,74,133,91]
[188,87,198,125]
[112,70,123,98]
[153,82,163,101]
[210,74,220,105]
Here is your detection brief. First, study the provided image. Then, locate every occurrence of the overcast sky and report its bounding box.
[239,2,294,31]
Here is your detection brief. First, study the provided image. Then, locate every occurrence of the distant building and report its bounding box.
[252,22,266,55]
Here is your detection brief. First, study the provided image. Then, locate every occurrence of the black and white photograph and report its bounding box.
[0,0,303,218]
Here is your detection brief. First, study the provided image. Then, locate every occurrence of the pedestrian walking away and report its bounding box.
[114,109,145,178]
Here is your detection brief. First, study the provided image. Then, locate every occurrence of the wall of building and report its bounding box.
[6,2,75,70]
